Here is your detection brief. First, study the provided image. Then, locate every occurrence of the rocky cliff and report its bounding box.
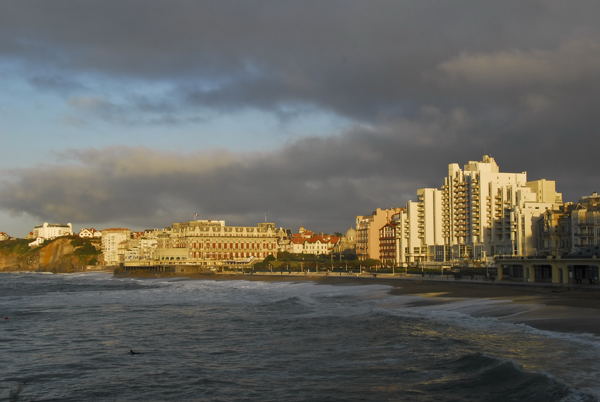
[0,237,101,273]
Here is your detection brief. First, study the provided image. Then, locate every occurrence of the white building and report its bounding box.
[32,222,73,240]
[79,228,102,238]
[101,228,131,265]
[28,222,73,247]
[287,228,340,255]
[441,156,562,260]
[392,156,563,266]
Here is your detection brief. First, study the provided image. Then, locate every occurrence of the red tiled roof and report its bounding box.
[294,234,340,245]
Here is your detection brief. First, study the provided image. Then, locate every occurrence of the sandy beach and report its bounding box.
[117,271,600,336]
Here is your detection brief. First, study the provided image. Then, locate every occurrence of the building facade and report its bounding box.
[153,219,284,266]
[101,228,131,265]
[379,222,398,266]
[32,222,73,240]
[382,156,563,266]
[333,227,357,255]
[356,208,403,261]
[28,222,73,247]
[537,193,600,257]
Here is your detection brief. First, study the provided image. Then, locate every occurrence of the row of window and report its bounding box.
[189,242,275,250]
[189,252,272,259]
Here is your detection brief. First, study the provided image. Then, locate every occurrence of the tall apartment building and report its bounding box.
[438,156,563,261]
[356,208,403,261]
[379,222,398,266]
[388,156,563,266]
[101,228,131,265]
[154,219,285,265]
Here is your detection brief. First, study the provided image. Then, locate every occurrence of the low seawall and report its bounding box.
[114,264,215,277]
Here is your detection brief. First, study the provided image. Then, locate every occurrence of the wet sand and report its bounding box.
[120,271,600,336]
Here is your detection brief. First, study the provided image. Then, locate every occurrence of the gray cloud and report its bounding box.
[1,1,600,230]
[3,0,600,120]
[2,103,598,232]
[29,75,87,93]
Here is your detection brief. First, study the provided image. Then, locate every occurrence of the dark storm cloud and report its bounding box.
[0,111,476,231]
[3,0,599,119]
[1,1,600,229]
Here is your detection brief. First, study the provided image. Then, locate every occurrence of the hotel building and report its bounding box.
[153,219,285,266]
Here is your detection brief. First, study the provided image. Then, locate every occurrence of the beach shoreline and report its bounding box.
[114,270,600,336]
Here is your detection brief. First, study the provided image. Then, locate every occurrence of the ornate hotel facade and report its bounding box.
[153,219,285,266]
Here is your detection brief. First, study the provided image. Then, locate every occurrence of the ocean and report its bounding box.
[1,272,599,401]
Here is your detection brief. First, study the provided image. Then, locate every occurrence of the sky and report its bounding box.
[1,0,600,236]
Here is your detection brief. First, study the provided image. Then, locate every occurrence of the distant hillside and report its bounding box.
[0,236,101,273]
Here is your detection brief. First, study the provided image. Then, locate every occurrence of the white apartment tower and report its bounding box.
[390,156,563,266]
[441,155,562,261]
[394,188,444,264]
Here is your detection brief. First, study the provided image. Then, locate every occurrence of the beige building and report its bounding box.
[333,227,357,255]
[538,193,600,257]
[101,228,131,265]
[124,237,158,263]
[570,193,600,255]
[153,219,284,266]
[379,222,398,266]
[0,232,9,241]
[536,203,573,257]
[356,208,403,261]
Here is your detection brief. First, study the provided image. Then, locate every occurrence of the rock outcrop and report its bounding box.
[0,237,101,273]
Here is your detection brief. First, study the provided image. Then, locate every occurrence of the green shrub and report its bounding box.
[0,239,31,255]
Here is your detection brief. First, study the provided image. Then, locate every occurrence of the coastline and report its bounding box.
[115,270,600,336]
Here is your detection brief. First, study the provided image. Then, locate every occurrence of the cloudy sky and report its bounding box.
[1,0,600,236]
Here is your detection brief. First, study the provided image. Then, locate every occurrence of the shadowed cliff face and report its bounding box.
[0,237,100,273]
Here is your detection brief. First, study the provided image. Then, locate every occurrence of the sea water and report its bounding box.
[1,272,599,401]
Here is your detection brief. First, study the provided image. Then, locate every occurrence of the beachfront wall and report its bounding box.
[495,257,600,285]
